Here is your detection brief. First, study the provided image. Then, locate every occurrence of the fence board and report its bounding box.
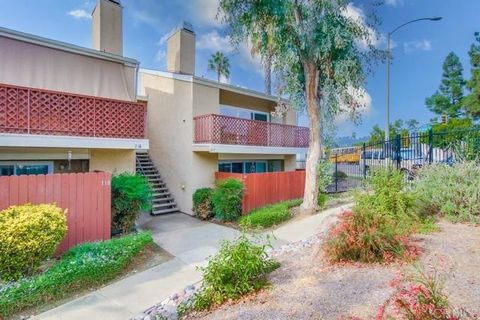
[0,172,111,254]
[216,171,306,214]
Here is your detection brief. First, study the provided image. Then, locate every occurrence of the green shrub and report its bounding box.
[0,203,67,280]
[239,199,302,229]
[414,162,480,223]
[192,188,213,220]
[317,160,332,208]
[318,193,328,208]
[324,168,421,263]
[211,178,244,221]
[318,160,333,193]
[112,173,152,234]
[0,232,153,317]
[185,233,279,311]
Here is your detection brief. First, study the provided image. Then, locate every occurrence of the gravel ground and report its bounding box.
[185,220,480,320]
[417,220,480,312]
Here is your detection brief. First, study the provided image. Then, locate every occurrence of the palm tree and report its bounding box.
[208,51,230,82]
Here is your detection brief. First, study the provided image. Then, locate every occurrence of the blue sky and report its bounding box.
[0,0,479,138]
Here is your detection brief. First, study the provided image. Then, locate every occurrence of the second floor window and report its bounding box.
[220,105,270,122]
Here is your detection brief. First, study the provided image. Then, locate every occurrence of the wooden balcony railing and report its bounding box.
[194,114,309,148]
[0,83,146,139]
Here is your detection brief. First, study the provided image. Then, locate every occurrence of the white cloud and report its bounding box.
[385,0,404,6]
[197,30,234,53]
[403,39,432,54]
[182,0,221,28]
[342,4,382,50]
[67,9,91,20]
[335,86,372,124]
[155,49,166,63]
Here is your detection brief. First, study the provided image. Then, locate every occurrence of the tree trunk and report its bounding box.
[264,53,272,95]
[300,62,321,215]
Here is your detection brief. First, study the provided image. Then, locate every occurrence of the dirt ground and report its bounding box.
[187,220,480,320]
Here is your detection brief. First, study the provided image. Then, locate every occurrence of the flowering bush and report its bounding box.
[378,267,478,320]
[0,203,67,280]
[324,169,420,263]
[324,209,420,263]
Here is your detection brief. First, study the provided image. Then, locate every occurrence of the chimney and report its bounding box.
[166,22,195,75]
[92,0,123,56]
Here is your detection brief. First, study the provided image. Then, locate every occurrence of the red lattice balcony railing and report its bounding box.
[0,83,146,139]
[194,114,309,148]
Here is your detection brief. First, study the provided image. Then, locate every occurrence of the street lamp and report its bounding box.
[385,16,442,142]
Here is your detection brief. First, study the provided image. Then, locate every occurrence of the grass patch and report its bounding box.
[0,232,153,318]
[239,199,302,229]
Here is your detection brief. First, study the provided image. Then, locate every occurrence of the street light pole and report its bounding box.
[386,32,391,142]
[385,16,442,142]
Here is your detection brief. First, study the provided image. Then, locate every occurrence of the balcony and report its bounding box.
[193,114,309,154]
[0,83,146,140]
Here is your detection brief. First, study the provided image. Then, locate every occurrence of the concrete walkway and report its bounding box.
[35,205,351,320]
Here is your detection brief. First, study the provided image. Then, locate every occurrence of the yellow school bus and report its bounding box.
[329,146,361,164]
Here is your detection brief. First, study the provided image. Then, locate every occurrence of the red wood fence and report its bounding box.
[215,171,306,214]
[0,82,146,139]
[0,172,111,254]
[194,114,309,148]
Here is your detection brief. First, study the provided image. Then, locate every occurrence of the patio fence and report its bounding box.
[0,171,111,254]
[215,171,305,214]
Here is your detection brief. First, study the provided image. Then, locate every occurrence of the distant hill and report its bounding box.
[332,136,368,148]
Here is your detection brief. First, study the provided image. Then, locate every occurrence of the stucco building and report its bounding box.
[138,24,309,215]
[0,0,148,176]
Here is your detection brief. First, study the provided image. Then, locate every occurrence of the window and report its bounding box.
[218,160,283,173]
[0,165,14,176]
[0,161,53,176]
[231,162,243,173]
[220,105,270,122]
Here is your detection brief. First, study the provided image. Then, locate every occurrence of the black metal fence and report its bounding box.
[324,127,480,193]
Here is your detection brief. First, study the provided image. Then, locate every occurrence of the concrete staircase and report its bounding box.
[136,152,179,215]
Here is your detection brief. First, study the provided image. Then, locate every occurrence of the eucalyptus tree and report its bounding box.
[250,24,274,94]
[218,0,381,214]
[208,51,231,82]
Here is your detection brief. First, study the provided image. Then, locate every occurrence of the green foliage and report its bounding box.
[414,162,480,224]
[463,32,480,118]
[218,0,382,213]
[0,204,67,280]
[317,160,332,193]
[426,52,466,118]
[324,168,421,263]
[0,232,153,317]
[239,199,302,229]
[211,178,244,221]
[367,119,412,144]
[111,173,152,234]
[192,188,214,220]
[208,51,230,82]
[185,233,279,311]
[317,160,331,208]
[318,193,328,209]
